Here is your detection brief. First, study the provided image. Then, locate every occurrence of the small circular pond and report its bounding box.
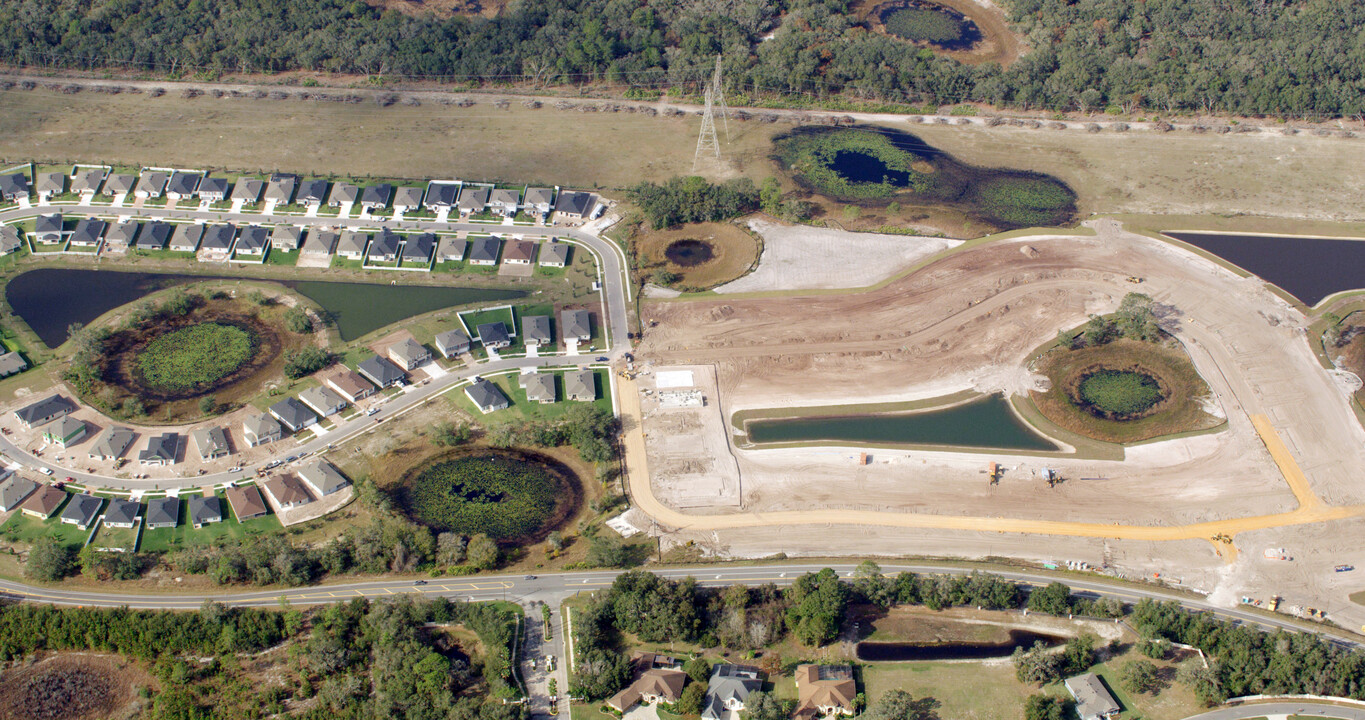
[105,311,282,403]
[664,239,716,267]
[831,151,913,186]
[395,448,580,544]
[876,1,981,50]
[1075,369,1166,420]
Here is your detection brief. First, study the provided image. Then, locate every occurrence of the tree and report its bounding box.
[546,531,564,552]
[785,568,848,647]
[652,268,680,286]
[1115,292,1161,342]
[25,537,75,581]
[678,681,706,715]
[198,395,217,415]
[1120,658,1161,694]
[1136,636,1171,660]
[1013,642,1063,686]
[1060,634,1097,675]
[852,561,894,608]
[860,689,936,720]
[436,532,467,565]
[247,290,269,306]
[683,657,711,684]
[1027,582,1072,616]
[162,289,195,316]
[284,307,313,334]
[121,397,146,417]
[1022,694,1072,720]
[467,534,499,569]
[283,346,333,378]
[571,648,631,700]
[740,691,791,720]
[433,421,470,446]
[760,176,783,214]
[586,532,627,568]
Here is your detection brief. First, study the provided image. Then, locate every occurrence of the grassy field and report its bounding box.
[453,369,611,422]
[90,524,140,551]
[1,510,88,548]
[138,494,282,552]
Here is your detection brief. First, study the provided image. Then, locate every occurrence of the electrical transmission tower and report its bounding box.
[692,55,729,171]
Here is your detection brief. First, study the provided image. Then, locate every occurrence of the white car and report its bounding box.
[38,467,53,476]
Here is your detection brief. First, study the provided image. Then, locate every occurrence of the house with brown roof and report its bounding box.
[794,665,857,720]
[502,239,536,265]
[607,654,688,713]
[21,485,66,519]
[263,475,313,510]
[326,369,376,403]
[225,484,268,520]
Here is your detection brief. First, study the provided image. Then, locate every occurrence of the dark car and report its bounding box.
[414,580,428,585]
[595,356,609,362]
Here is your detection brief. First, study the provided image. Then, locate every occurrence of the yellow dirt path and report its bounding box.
[619,378,1364,542]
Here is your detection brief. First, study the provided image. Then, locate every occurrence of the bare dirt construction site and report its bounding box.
[631,218,1365,629]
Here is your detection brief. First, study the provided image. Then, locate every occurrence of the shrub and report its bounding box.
[136,323,254,391]
[283,346,332,378]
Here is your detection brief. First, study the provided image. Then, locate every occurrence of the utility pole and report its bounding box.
[692,54,728,171]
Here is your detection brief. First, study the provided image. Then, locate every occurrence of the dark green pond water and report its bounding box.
[744,395,1057,451]
[6,269,526,347]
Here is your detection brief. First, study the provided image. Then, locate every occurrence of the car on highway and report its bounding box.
[414,580,428,585]
[265,460,282,469]
[524,575,536,580]
[1337,565,1355,572]
[366,407,380,416]
[38,467,52,476]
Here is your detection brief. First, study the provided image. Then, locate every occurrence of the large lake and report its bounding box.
[1164,231,1365,307]
[6,269,526,347]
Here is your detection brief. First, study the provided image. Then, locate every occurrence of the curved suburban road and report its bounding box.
[1182,702,1365,720]
[0,201,633,491]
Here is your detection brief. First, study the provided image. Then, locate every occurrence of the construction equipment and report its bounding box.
[1268,596,1281,612]
[1126,276,1144,284]
[1263,547,1291,560]
[988,462,999,483]
[1336,564,1355,572]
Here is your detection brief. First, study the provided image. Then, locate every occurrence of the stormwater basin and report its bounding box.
[1164,230,1365,307]
[856,630,1065,662]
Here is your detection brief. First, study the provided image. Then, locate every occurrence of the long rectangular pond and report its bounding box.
[743,395,1058,452]
[6,269,526,347]
[1164,230,1365,307]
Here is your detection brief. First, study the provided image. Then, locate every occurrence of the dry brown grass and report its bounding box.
[1030,339,1222,444]
[0,653,153,720]
[631,221,761,290]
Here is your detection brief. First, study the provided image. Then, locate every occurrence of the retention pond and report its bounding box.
[742,394,1057,451]
[7,269,526,347]
[856,630,1065,662]
[1164,231,1365,307]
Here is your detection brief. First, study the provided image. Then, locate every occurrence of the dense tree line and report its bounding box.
[4,0,1365,117]
[0,600,285,660]
[627,176,760,230]
[484,404,620,463]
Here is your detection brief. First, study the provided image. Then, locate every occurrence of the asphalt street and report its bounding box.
[1182,702,1365,720]
[0,201,633,492]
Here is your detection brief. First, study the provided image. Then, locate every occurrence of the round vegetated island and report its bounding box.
[1031,339,1223,443]
[773,126,1076,231]
[394,448,581,545]
[875,0,982,50]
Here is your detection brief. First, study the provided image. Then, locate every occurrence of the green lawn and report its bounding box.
[331,257,366,271]
[398,256,433,271]
[457,369,610,422]
[138,493,282,552]
[435,260,467,273]
[459,306,518,338]
[1,508,87,549]
[90,524,140,551]
[862,661,1038,720]
[363,259,401,269]
[265,249,300,266]
[133,248,198,261]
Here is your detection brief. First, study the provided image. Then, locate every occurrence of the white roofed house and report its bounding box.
[298,385,348,418]
[298,459,351,497]
[489,187,520,216]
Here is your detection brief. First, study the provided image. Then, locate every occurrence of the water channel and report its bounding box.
[742,395,1058,452]
[1164,230,1365,307]
[6,268,526,347]
[856,630,1064,662]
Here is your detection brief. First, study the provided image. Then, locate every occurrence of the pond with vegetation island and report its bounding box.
[774,127,1076,230]
[1076,369,1165,419]
[394,448,581,545]
[876,0,982,50]
[5,268,528,347]
[1163,230,1365,307]
[663,239,716,267]
[135,321,256,394]
[742,394,1058,452]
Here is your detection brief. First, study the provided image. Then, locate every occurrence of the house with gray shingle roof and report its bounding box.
[302,230,337,258]
[465,378,510,413]
[702,665,764,720]
[103,499,140,529]
[0,351,27,377]
[328,182,360,207]
[402,232,435,266]
[68,218,107,249]
[566,369,597,402]
[105,222,139,250]
[15,395,76,429]
[336,231,368,260]
[360,183,393,209]
[0,476,37,512]
[393,186,424,211]
[242,413,283,447]
[138,433,180,466]
[357,355,405,388]
[270,225,303,251]
[298,385,348,417]
[71,168,106,194]
[523,187,555,217]
[388,338,430,370]
[166,171,202,199]
[367,229,400,262]
[540,241,570,267]
[265,175,297,204]
[520,372,556,404]
[476,322,511,349]
[522,315,552,347]
[467,236,500,265]
[490,187,520,216]
[188,495,223,527]
[42,417,87,448]
[298,459,350,497]
[61,494,103,530]
[136,222,170,250]
[1065,673,1120,720]
[198,177,229,201]
[0,173,28,201]
[32,213,64,244]
[190,426,231,460]
[298,179,329,206]
[562,309,592,342]
[0,226,22,255]
[89,426,136,460]
[231,178,265,203]
[556,191,595,219]
[135,171,168,198]
[101,173,135,197]
[269,398,317,433]
[199,223,236,252]
[36,172,65,199]
[458,185,490,215]
[233,225,269,256]
[168,223,203,252]
[424,182,459,209]
[438,237,467,262]
[435,329,471,358]
[145,496,180,529]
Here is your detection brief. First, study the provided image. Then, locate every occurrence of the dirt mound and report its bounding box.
[0,654,149,720]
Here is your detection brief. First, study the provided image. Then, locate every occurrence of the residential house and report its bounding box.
[434,329,471,358]
[476,322,511,349]
[336,231,369,260]
[138,433,180,466]
[467,236,501,265]
[565,369,596,402]
[1065,674,1120,720]
[388,338,431,370]
[522,315,552,346]
[424,183,459,210]
[134,171,168,198]
[231,178,265,204]
[489,187,520,216]
[298,179,329,206]
[607,654,688,713]
[145,496,180,529]
[794,665,857,720]
[268,398,318,433]
[0,173,29,201]
[263,475,313,510]
[42,416,87,448]
[14,395,76,429]
[101,174,135,197]
[103,499,140,529]
[458,185,491,216]
[523,187,555,217]
[71,168,106,195]
[60,494,103,530]
[270,225,303,251]
[190,426,231,460]
[242,413,283,447]
[503,239,536,264]
[199,223,236,252]
[401,232,435,265]
[36,171,65,199]
[265,174,298,205]
[556,191,594,220]
[358,355,406,388]
[198,177,229,202]
[520,372,556,404]
[168,223,203,252]
[105,222,140,250]
[298,385,348,417]
[328,182,360,207]
[360,183,393,210]
[32,213,64,244]
[561,309,592,343]
[0,351,27,378]
[0,476,37,512]
[701,665,764,720]
[302,230,337,258]
[437,237,467,262]
[326,369,376,403]
[298,459,350,497]
[465,378,510,413]
[367,229,400,262]
[138,221,171,251]
[89,426,136,461]
[68,218,107,249]
[540,241,570,267]
[394,186,424,212]
[166,171,202,199]
[0,226,22,255]
[233,225,269,256]
[188,495,223,527]
[21,485,66,519]
[225,485,268,521]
